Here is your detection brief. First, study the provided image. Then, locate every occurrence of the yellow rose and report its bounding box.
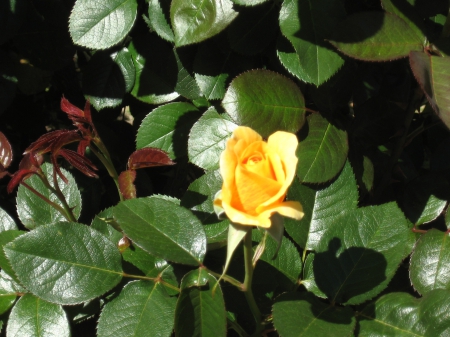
[214,126,303,228]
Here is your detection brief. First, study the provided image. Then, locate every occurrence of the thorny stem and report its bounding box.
[21,181,75,222]
[243,231,262,337]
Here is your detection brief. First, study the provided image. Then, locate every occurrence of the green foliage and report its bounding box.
[1,0,450,335]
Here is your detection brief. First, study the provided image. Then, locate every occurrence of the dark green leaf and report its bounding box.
[278,0,345,85]
[16,163,82,229]
[148,0,174,42]
[381,0,425,38]
[409,52,450,130]
[171,0,238,47]
[0,230,24,282]
[302,253,327,298]
[82,48,135,110]
[227,2,278,56]
[296,113,348,183]
[90,207,123,244]
[5,222,123,305]
[175,270,226,337]
[97,280,176,337]
[188,107,237,170]
[273,292,355,337]
[129,35,180,104]
[285,162,359,250]
[0,208,18,232]
[136,102,201,159]
[175,50,202,100]
[222,69,306,137]
[329,12,425,61]
[7,294,70,337]
[410,229,450,294]
[0,286,15,316]
[114,198,207,266]
[69,0,138,49]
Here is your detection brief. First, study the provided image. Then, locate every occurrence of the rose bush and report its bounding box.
[214,126,303,228]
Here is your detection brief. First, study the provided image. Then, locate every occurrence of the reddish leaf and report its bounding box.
[61,96,85,118]
[19,153,43,171]
[7,169,36,193]
[118,170,137,200]
[0,132,13,170]
[77,139,90,156]
[61,97,93,128]
[127,148,175,170]
[24,130,81,155]
[59,149,98,178]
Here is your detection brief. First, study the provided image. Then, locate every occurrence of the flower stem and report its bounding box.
[243,231,262,337]
[204,268,243,289]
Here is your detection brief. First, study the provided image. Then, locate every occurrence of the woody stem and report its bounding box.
[243,231,262,337]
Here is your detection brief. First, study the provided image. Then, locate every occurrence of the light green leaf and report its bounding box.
[0,284,16,316]
[6,294,70,337]
[0,208,18,232]
[97,280,176,337]
[329,12,425,61]
[175,270,226,337]
[188,107,237,170]
[136,102,201,159]
[273,292,355,337]
[296,113,348,183]
[113,198,207,266]
[231,0,269,5]
[410,229,450,295]
[5,222,122,305]
[278,0,345,85]
[16,163,82,229]
[171,0,238,47]
[69,0,138,49]
[222,69,306,137]
[148,0,174,42]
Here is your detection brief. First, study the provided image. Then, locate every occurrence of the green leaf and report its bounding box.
[358,290,450,336]
[409,52,450,130]
[222,69,306,137]
[129,35,180,105]
[175,270,226,337]
[0,208,18,231]
[252,229,302,285]
[296,113,348,183]
[278,0,345,85]
[97,280,176,337]
[0,287,16,316]
[69,0,138,49]
[381,0,425,39]
[417,195,447,226]
[0,230,24,282]
[171,0,238,47]
[329,12,425,61]
[273,292,355,337]
[410,229,450,294]
[314,202,413,305]
[227,2,278,56]
[82,47,135,110]
[175,50,202,100]
[188,107,237,170]
[114,198,207,266]
[148,0,174,42]
[285,162,358,251]
[16,163,82,229]
[7,294,70,337]
[5,222,123,305]
[136,102,201,160]
[302,253,327,298]
[232,0,269,5]
[90,207,123,244]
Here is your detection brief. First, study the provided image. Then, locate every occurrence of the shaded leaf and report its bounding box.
[118,170,137,200]
[0,230,24,283]
[128,148,175,170]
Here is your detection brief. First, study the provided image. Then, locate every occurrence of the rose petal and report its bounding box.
[259,201,304,221]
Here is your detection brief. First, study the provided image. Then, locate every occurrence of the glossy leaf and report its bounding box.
[69,0,138,49]
[358,290,450,336]
[0,208,18,232]
[90,207,123,244]
[97,280,176,337]
[5,222,123,305]
[329,12,425,61]
[231,0,269,5]
[175,270,226,337]
[129,35,179,104]
[0,230,24,282]
[6,294,70,337]
[0,132,12,175]
[82,48,135,110]
[410,229,450,294]
[148,0,174,42]
[136,102,201,159]
[118,170,136,200]
[278,0,345,85]
[410,52,450,129]
[416,195,447,226]
[128,148,175,170]
[174,49,202,100]
[285,162,358,251]
[273,292,355,337]
[188,107,237,170]
[16,163,82,229]
[113,198,207,266]
[296,113,348,183]
[171,0,238,47]
[222,70,306,137]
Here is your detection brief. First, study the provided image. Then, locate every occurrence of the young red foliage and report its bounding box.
[0,132,13,179]
[118,169,137,200]
[127,148,175,170]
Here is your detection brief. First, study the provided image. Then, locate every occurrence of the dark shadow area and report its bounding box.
[313,238,387,304]
[172,109,202,159]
